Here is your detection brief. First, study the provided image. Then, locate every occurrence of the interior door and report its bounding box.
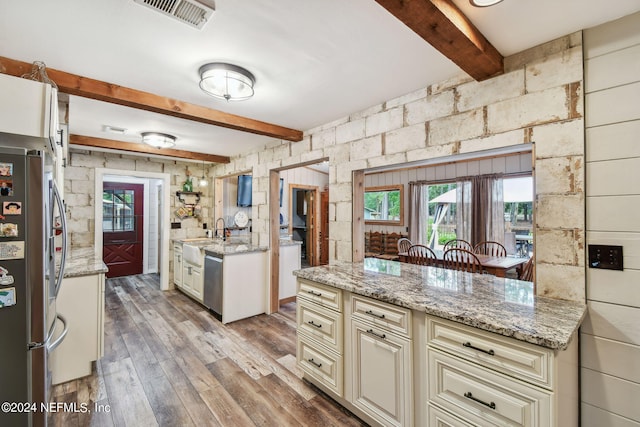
[102,182,144,278]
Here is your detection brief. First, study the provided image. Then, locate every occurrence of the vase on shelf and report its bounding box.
[182,177,193,192]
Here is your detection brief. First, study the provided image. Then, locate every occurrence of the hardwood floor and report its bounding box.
[49,274,367,427]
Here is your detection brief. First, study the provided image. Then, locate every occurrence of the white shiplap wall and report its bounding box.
[364,152,532,233]
[583,12,640,426]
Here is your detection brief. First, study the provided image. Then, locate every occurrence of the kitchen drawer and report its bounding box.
[427,317,553,389]
[297,298,343,352]
[297,334,343,396]
[297,279,342,312]
[351,294,412,338]
[428,404,475,427]
[429,349,552,427]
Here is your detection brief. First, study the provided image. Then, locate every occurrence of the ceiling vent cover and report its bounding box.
[133,0,215,29]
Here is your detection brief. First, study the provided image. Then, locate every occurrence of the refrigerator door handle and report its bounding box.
[47,313,68,352]
[52,180,67,298]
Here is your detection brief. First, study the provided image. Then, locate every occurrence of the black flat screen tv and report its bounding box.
[237,174,252,207]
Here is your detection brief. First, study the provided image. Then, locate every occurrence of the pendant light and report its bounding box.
[199,161,208,187]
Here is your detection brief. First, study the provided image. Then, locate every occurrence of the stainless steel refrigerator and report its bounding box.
[0,140,68,427]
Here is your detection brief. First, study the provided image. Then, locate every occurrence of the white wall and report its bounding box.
[582,11,640,426]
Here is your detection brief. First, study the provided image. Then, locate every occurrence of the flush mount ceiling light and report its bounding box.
[470,0,504,6]
[141,132,176,149]
[198,63,256,101]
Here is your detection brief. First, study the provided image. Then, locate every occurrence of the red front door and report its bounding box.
[102,182,144,278]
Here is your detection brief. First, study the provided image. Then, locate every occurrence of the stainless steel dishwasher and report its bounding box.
[204,254,223,320]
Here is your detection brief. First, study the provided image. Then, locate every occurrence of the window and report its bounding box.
[426,183,457,247]
[103,189,135,232]
[364,185,403,225]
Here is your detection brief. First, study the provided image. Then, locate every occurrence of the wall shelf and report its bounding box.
[176,191,201,204]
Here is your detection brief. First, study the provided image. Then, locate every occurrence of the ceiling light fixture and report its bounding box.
[470,0,504,6]
[141,132,177,149]
[198,62,256,101]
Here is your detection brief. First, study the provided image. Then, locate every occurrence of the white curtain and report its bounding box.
[408,183,428,245]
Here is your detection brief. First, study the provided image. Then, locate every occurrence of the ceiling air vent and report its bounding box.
[133,0,215,29]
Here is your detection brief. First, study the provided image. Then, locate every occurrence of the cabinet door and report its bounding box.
[173,245,183,286]
[351,318,412,427]
[191,266,203,300]
[182,263,193,292]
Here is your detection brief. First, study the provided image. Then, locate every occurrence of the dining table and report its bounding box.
[397,249,529,278]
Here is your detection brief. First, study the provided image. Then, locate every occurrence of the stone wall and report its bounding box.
[64,150,212,248]
[214,33,586,302]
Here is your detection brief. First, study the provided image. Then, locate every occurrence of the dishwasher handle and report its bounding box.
[205,255,223,263]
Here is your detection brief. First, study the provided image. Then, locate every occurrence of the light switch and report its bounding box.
[588,245,624,271]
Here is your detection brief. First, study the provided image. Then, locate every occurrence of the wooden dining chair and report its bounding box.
[519,256,535,281]
[397,237,412,254]
[378,232,401,261]
[443,248,483,273]
[407,244,438,266]
[365,231,383,258]
[474,241,507,257]
[443,239,473,252]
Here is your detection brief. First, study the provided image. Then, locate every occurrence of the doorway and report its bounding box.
[268,160,330,314]
[102,182,144,278]
[290,186,318,267]
[94,168,171,291]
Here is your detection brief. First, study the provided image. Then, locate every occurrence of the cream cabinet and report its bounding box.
[350,295,413,427]
[173,243,203,302]
[173,244,183,287]
[0,73,58,141]
[296,279,344,396]
[51,272,105,385]
[426,317,579,427]
[182,262,203,301]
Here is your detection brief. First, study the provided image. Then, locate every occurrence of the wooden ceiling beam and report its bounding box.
[0,56,303,142]
[374,0,504,81]
[70,134,230,164]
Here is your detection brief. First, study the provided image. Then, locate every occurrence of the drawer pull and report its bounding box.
[463,341,495,356]
[307,320,322,328]
[307,290,322,297]
[366,329,386,340]
[365,309,386,319]
[464,392,496,410]
[308,358,322,368]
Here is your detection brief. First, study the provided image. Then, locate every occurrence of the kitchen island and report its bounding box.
[293,258,586,427]
[173,238,268,323]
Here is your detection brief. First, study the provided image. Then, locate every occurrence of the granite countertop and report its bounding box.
[173,238,267,256]
[293,258,587,350]
[280,239,302,247]
[63,247,109,277]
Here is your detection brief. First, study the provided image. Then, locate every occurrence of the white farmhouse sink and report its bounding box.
[182,244,203,267]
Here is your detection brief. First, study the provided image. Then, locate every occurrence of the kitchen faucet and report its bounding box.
[215,217,226,241]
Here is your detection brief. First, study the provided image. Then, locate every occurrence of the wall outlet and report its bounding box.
[588,244,623,271]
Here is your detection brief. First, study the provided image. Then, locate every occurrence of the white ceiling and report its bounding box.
[1,0,639,159]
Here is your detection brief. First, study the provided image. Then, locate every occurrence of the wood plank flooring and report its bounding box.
[49,274,367,427]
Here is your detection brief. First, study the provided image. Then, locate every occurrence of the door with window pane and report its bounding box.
[102,182,144,278]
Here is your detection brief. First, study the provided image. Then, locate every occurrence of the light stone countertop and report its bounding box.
[173,238,267,256]
[63,247,108,277]
[293,258,586,350]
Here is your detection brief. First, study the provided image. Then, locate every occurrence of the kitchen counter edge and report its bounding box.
[293,259,586,351]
